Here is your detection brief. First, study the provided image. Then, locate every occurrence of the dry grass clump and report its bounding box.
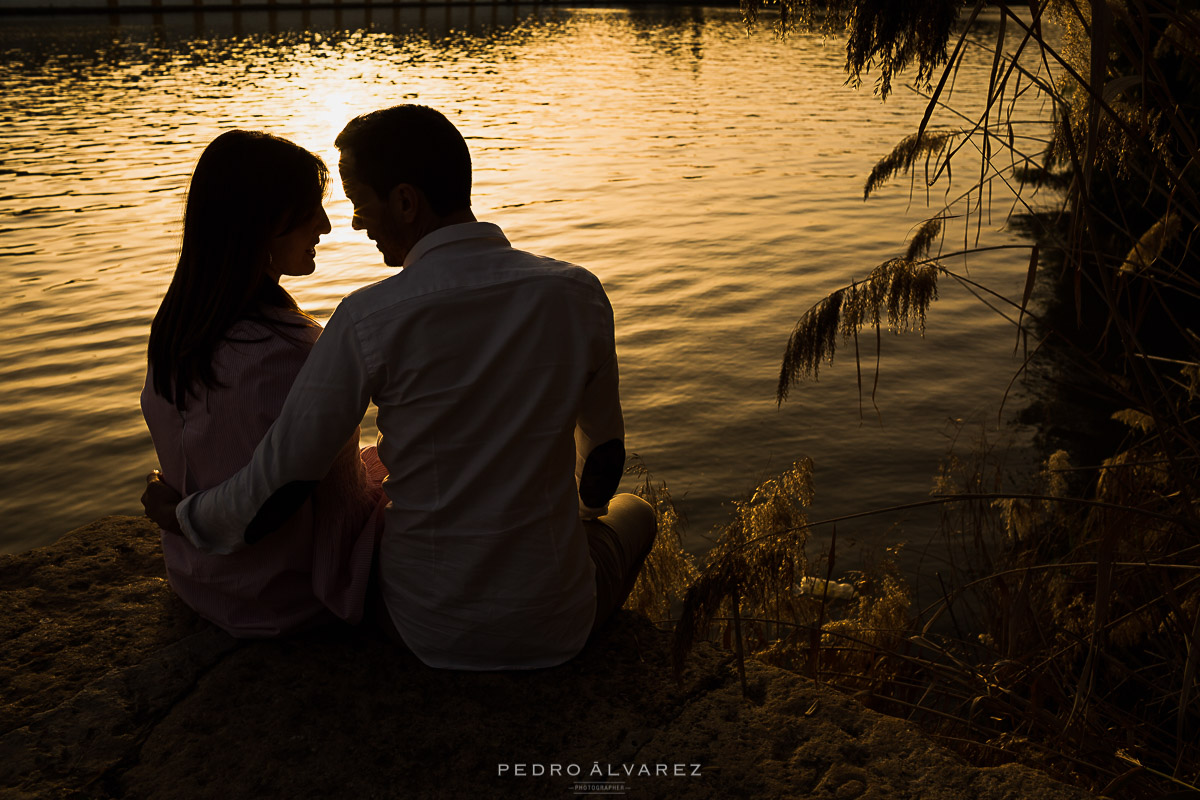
[647,427,1198,797]
[654,437,1200,796]
[755,551,913,691]
[624,458,699,623]
[651,459,919,702]
[1043,1,1180,184]
[919,412,1200,797]
[670,460,814,688]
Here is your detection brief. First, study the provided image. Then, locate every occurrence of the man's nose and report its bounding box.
[351,214,365,231]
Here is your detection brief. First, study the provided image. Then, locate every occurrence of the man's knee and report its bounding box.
[610,493,657,553]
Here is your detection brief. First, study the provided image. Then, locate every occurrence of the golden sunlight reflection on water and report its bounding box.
[1,8,1056,589]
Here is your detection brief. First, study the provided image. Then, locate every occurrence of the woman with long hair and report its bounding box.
[141,130,384,637]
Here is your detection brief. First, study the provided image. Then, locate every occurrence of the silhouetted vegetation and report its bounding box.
[633,1,1200,796]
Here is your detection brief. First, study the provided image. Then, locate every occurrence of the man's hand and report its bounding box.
[141,470,183,535]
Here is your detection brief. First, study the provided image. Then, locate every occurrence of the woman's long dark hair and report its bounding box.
[148,130,329,410]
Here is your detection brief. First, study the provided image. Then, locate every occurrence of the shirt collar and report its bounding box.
[403,221,509,268]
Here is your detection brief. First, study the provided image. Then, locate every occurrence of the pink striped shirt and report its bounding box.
[141,308,384,637]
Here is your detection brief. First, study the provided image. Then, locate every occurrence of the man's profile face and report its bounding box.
[339,148,405,267]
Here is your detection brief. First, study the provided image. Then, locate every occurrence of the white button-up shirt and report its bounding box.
[177,222,625,669]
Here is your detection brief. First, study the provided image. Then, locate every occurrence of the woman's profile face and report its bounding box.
[267,203,332,281]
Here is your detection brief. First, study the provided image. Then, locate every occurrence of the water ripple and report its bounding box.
[0,7,1051,563]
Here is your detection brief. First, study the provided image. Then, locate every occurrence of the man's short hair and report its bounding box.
[335,105,472,216]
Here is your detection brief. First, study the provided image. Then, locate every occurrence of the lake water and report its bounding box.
[0,5,1055,588]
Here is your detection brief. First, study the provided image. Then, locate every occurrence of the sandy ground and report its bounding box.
[1,516,1096,799]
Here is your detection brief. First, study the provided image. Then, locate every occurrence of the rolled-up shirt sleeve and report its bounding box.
[575,294,625,519]
[176,304,375,554]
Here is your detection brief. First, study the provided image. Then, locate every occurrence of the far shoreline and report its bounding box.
[1,0,743,18]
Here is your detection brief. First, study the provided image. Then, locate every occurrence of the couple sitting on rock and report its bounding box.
[141,104,657,670]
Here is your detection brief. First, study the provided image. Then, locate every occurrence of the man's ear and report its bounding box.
[388,183,423,222]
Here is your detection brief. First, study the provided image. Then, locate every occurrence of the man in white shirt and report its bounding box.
[146,105,657,670]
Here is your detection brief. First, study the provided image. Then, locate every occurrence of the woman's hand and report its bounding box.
[141,470,183,535]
